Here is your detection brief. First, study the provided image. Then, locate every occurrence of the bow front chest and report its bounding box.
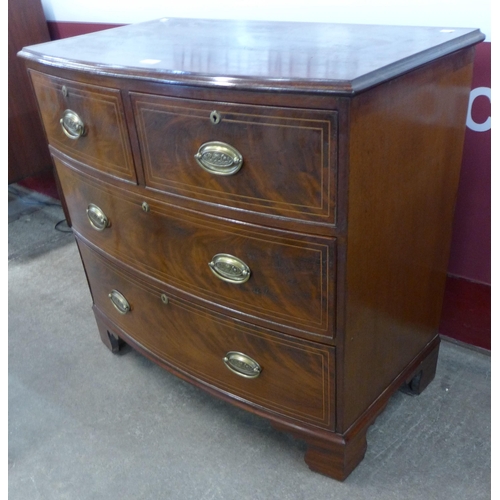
[19,18,484,480]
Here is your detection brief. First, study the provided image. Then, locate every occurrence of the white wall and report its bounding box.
[40,0,491,41]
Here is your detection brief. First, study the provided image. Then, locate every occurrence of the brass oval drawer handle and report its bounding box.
[86,203,109,231]
[108,289,130,314]
[209,254,251,284]
[223,351,262,379]
[194,141,243,175]
[60,109,86,139]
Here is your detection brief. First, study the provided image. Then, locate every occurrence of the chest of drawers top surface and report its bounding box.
[19,18,483,94]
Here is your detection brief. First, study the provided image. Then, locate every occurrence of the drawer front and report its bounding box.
[55,154,335,340]
[131,93,337,224]
[29,70,136,182]
[79,239,334,428]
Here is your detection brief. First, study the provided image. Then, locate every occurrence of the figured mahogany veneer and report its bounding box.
[54,152,335,341]
[132,93,337,224]
[29,70,136,182]
[19,18,484,481]
[79,238,334,428]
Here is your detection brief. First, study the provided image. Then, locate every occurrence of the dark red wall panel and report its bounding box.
[439,276,490,350]
[47,21,124,40]
[447,42,491,286]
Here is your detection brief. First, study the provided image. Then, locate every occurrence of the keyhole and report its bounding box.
[210,110,221,124]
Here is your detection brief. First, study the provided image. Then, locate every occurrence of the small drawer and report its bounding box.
[54,154,336,341]
[78,238,335,428]
[29,70,136,182]
[131,93,337,224]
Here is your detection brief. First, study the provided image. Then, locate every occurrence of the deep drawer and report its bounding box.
[55,154,336,341]
[78,238,335,428]
[29,70,136,182]
[131,93,337,225]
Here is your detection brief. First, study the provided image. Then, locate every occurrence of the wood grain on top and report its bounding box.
[18,18,484,94]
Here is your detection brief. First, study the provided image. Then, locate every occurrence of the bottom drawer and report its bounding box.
[78,238,335,428]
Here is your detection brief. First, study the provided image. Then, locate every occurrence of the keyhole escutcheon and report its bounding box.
[210,110,221,124]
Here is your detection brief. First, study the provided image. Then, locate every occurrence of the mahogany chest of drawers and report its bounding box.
[19,18,484,480]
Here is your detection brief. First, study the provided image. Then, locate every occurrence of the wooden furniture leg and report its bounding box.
[400,342,439,395]
[272,340,440,480]
[95,311,124,354]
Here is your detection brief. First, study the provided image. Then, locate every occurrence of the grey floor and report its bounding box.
[8,185,491,500]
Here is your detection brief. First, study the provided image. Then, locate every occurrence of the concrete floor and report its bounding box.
[8,185,491,499]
